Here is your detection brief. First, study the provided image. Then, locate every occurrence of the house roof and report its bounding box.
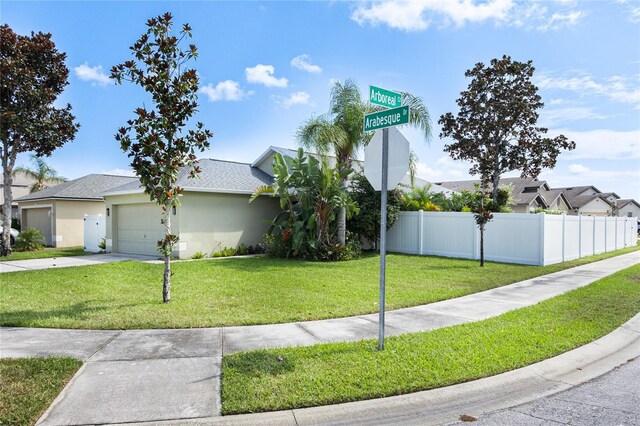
[600,192,620,199]
[15,174,138,202]
[617,199,640,209]
[568,194,613,208]
[541,189,571,209]
[103,159,274,196]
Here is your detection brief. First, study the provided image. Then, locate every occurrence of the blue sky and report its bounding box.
[4,0,640,200]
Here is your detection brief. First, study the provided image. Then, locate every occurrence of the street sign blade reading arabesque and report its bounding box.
[369,85,402,109]
[363,105,410,132]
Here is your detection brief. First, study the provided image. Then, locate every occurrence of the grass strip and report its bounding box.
[3,247,88,261]
[1,245,638,329]
[221,264,640,414]
[0,357,82,425]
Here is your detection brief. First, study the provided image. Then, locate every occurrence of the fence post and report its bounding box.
[418,210,424,255]
[539,213,546,266]
[593,216,596,255]
[614,217,618,250]
[604,217,608,253]
[578,214,582,259]
[561,214,566,262]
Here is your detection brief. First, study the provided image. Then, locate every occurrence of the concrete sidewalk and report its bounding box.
[0,252,158,273]
[0,250,637,425]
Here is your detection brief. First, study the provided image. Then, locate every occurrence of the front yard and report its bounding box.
[1,246,88,262]
[1,246,638,329]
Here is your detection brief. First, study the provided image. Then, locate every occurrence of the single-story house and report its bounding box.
[553,186,615,216]
[104,146,452,258]
[102,159,281,258]
[15,174,137,247]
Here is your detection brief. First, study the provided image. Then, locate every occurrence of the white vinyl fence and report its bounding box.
[387,212,638,266]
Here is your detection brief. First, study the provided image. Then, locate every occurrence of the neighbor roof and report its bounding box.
[16,174,138,202]
[103,159,274,196]
[436,177,549,206]
[616,199,640,209]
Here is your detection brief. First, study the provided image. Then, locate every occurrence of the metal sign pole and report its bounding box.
[378,127,389,351]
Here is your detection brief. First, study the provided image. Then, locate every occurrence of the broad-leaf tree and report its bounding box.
[14,154,66,193]
[0,24,79,256]
[297,79,431,246]
[439,56,575,266]
[111,12,212,303]
[439,55,575,204]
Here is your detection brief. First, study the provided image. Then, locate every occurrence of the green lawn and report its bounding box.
[221,264,640,414]
[2,246,88,261]
[1,245,638,329]
[0,357,82,426]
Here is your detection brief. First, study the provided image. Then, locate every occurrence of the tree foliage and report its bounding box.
[251,150,360,261]
[438,55,575,204]
[14,154,66,193]
[111,12,212,303]
[297,78,431,246]
[0,24,79,256]
[347,172,402,250]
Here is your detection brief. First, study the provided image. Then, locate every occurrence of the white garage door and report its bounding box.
[116,203,165,256]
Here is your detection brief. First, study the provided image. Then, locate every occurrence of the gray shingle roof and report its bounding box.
[15,174,138,202]
[102,159,274,196]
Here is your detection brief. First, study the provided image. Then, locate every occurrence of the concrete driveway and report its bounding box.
[0,253,158,273]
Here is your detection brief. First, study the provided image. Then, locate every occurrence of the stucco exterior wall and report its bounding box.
[53,200,105,247]
[177,192,280,258]
[578,198,611,216]
[511,205,530,213]
[19,199,104,247]
[619,203,640,218]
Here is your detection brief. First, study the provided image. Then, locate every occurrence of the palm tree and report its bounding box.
[297,78,431,245]
[13,155,66,193]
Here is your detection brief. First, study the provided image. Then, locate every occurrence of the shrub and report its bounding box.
[191,251,206,259]
[236,243,248,256]
[14,227,45,252]
[98,238,107,251]
[212,247,236,258]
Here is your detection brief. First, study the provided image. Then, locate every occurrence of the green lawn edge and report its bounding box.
[3,246,88,261]
[1,245,638,329]
[221,264,640,415]
[0,357,82,426]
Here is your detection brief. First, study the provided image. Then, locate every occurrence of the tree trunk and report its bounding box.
[162,203,171,303]
[1,153,15,257]
[479,223,485,267]
[336,177,347,246]
[491,174,500,206]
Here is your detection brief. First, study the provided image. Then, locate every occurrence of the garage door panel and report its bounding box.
[116,204,164,256]
[24,208,52,246]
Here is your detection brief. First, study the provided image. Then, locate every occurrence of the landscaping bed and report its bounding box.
[0,246,638,329]
[0,357,82,425]
[221,264,640,414]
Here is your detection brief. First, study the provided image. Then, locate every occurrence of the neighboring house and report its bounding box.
[15,174,137,247]
[104,146,451,258]
[435,177,571,213]
[553,186,615,217]
[617,199,640,218]
[0,173,36,220]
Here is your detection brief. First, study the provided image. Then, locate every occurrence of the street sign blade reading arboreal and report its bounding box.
[370,85,402,109]
[363,105,410,132]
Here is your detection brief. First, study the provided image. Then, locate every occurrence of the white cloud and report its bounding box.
[200,80,253,102]
[630,6,640,22]
[351,0,586,32]
[74,63,113,86]
[272,91,311,109]
[568,163,590,174]
[291,54,322,73]
[351,0,514,31]
[537,10,585,31]
[555,128,640,161]
[539,107,608,126]
[245,64,288,88]
[536,72,640,107]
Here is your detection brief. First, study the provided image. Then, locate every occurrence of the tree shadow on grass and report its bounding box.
[0,301,143,327]
[225,352,296,377]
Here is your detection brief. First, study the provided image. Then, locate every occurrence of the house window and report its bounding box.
[629,212,633,217]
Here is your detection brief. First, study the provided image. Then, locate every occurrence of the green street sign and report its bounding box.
[363,105,410,131]
[369,85,402,109]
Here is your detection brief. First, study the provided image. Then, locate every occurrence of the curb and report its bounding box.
[140,312,640,426]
